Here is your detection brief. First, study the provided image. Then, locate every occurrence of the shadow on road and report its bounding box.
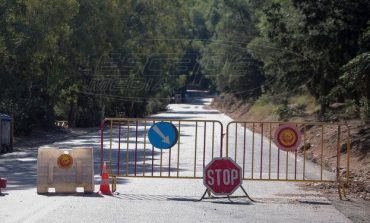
[38,192,104,198]
[168,197,253,205]
[298,200,332,205]
[112,193,207,202]
[210,200,252,205]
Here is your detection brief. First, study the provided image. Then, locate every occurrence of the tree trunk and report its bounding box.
[99,96,105,121]
[68,100,77,128]
[319,66,328,118]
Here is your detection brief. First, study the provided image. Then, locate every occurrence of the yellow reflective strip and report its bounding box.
[321,125,324,181]
[252,123,255,179]
[126,121,130,176]
[143,120,147,176]
[303,125,307,180]
[269,123,272,180]
[286,151,288,180]
[177,121,181,177]
[234,123,238,161]
[243,123,246,179]
[111,175,336,182]
[337,126,341,182]
[109,120,113,174]
[160,149,163,177]
[226,123,229,157]
[346,125,350,184]
[194,121,198,177]
[212,122,215,159]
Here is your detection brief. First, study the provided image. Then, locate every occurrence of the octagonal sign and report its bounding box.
[203,157,242,196]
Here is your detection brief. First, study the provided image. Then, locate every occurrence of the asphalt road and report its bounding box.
[0,91,353,223]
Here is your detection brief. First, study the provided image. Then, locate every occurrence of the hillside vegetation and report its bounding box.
[1,0,369,135]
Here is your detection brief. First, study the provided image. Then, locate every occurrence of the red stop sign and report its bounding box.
[203,157,242,196]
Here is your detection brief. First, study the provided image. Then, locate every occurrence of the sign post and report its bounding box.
[200,157,254,202]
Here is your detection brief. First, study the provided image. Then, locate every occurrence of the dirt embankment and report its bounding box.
[210,95,370,200]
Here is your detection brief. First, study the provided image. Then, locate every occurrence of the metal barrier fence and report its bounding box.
[100,118,350,198]
[100,118,224,179]
[226,121,350,197]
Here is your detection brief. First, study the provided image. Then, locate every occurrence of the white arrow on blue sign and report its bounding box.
[148,122,178,149]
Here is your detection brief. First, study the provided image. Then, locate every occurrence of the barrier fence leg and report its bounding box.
[342,183,348,200]
[337,179,349,200]
[197,189,209,201]
[112,176,117,193]
[197,187,255,202]
[240,185,255,202]
[337,183,343,200]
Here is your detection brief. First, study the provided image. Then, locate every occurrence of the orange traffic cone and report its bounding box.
[98,162,112,195]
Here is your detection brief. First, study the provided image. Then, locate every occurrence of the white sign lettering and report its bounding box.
[206,169,239,186]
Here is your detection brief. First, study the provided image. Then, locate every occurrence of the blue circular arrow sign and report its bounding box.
[148,122,178,149]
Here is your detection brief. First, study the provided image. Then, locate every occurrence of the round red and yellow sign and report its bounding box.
[274,124,301,152]
[57,154,73,169]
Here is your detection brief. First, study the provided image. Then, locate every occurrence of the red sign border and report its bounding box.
[203,157,242,196]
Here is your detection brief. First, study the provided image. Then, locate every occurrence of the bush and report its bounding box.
[0,98,54,135]
[145,98,168,115]
[359,97,370,123]
[255,94,273,106]
[344,99,359,118]
[273,104,293,121]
